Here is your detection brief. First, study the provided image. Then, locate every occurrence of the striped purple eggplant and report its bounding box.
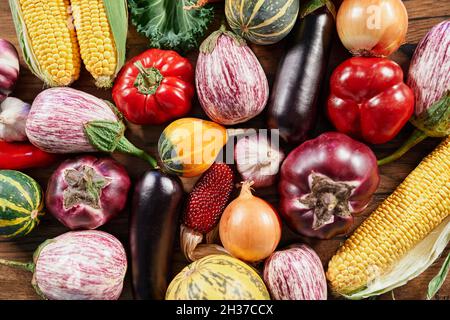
[378,21,450,165]
[263,244,327,300]
[0,230,127,300]
[25,87,158,167]
[196,26,269,125]
[408,21,450,120]
[0,39,19,102]
[33,231,127,300]
[26,87,117,153]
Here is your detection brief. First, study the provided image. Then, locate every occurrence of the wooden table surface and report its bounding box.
[0,0,449,300]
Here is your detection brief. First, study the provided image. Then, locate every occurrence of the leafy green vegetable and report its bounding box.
[128,0,214,52]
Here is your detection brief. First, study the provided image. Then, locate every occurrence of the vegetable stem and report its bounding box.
[116,136,159,169]
[0,259,34,272]
[301,0,336,19]
[377,129,428,166]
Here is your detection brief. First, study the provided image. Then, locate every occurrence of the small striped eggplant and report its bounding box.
[263,244,327,300]
[0,39,19,102]
[25,87,158,167]
[0,230,127,300]
[378,21,450,165]
[196,26,269,125]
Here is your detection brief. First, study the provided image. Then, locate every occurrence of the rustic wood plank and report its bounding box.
[0,0,449,300]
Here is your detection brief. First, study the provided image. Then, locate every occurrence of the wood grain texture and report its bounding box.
[0,0,449,300]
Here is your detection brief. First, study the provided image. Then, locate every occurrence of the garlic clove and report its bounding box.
[235,134,285,188]
[0,97,30,142]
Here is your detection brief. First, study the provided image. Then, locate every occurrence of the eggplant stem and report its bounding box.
[116,136,159,169]
[377,129,428,166]
[0,259,34,272]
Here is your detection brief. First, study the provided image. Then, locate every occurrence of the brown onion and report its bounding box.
[219,181,281,262]
[336,0,408,57]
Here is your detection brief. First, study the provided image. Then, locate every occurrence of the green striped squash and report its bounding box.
[225,0,300,45]
[166,255,270,300]
[0,170,44,239]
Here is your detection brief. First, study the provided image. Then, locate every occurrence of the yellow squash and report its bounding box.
[158,118,228,177]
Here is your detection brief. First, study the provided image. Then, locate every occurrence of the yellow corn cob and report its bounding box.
[327,136,450,296]
[71,0,117,88]
[17,0,80,86]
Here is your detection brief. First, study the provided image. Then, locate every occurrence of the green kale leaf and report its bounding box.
[128,0,214,52]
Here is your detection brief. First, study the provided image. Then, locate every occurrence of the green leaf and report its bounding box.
[128,0,214,52]
[427,254,450,300]
[300,0,336,19]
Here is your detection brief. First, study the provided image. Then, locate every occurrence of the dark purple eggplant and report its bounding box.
[129,170,183,300]
[267,2,335,144]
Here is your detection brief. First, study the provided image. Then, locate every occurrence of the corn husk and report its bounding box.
[344,217,450,300]
[8,0,128,87]
[8,0,77,87]
[102,0,128,82]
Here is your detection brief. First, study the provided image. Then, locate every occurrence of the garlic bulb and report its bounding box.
[0,97,30,142]
[235,134,284,187]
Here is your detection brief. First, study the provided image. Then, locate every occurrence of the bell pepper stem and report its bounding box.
[377,129,428,166]
[116,135,159,170]
[0,259,34,273]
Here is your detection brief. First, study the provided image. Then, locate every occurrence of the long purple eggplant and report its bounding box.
[267,1,335,144]
[130,170,183,300]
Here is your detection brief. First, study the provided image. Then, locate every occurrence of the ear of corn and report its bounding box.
[9,0,127,88]
[71,0,128,88]
[9,0,81,87]
[327,136,450,299]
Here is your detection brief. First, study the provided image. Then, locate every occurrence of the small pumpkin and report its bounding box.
[0,170,44,239]
[225,0,300,45]
[166,254,270,300]
[158,118,228,177]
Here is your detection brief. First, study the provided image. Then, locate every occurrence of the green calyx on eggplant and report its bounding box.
[130,170,183,300]
[267,0,335,144]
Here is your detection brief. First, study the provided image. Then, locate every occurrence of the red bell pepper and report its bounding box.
[0,141,58,170]
[327,57,415,144]
[112,49,195,125]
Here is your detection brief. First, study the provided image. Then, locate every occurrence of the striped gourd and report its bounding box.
[225,0,299,45]
[166,255,270,300]
[9,0,81,87]
[158,118,228,178]
[0,170,44,239]
[327,136,450,299]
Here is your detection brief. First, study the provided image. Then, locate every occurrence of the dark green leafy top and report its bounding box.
[129,0,214,52]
